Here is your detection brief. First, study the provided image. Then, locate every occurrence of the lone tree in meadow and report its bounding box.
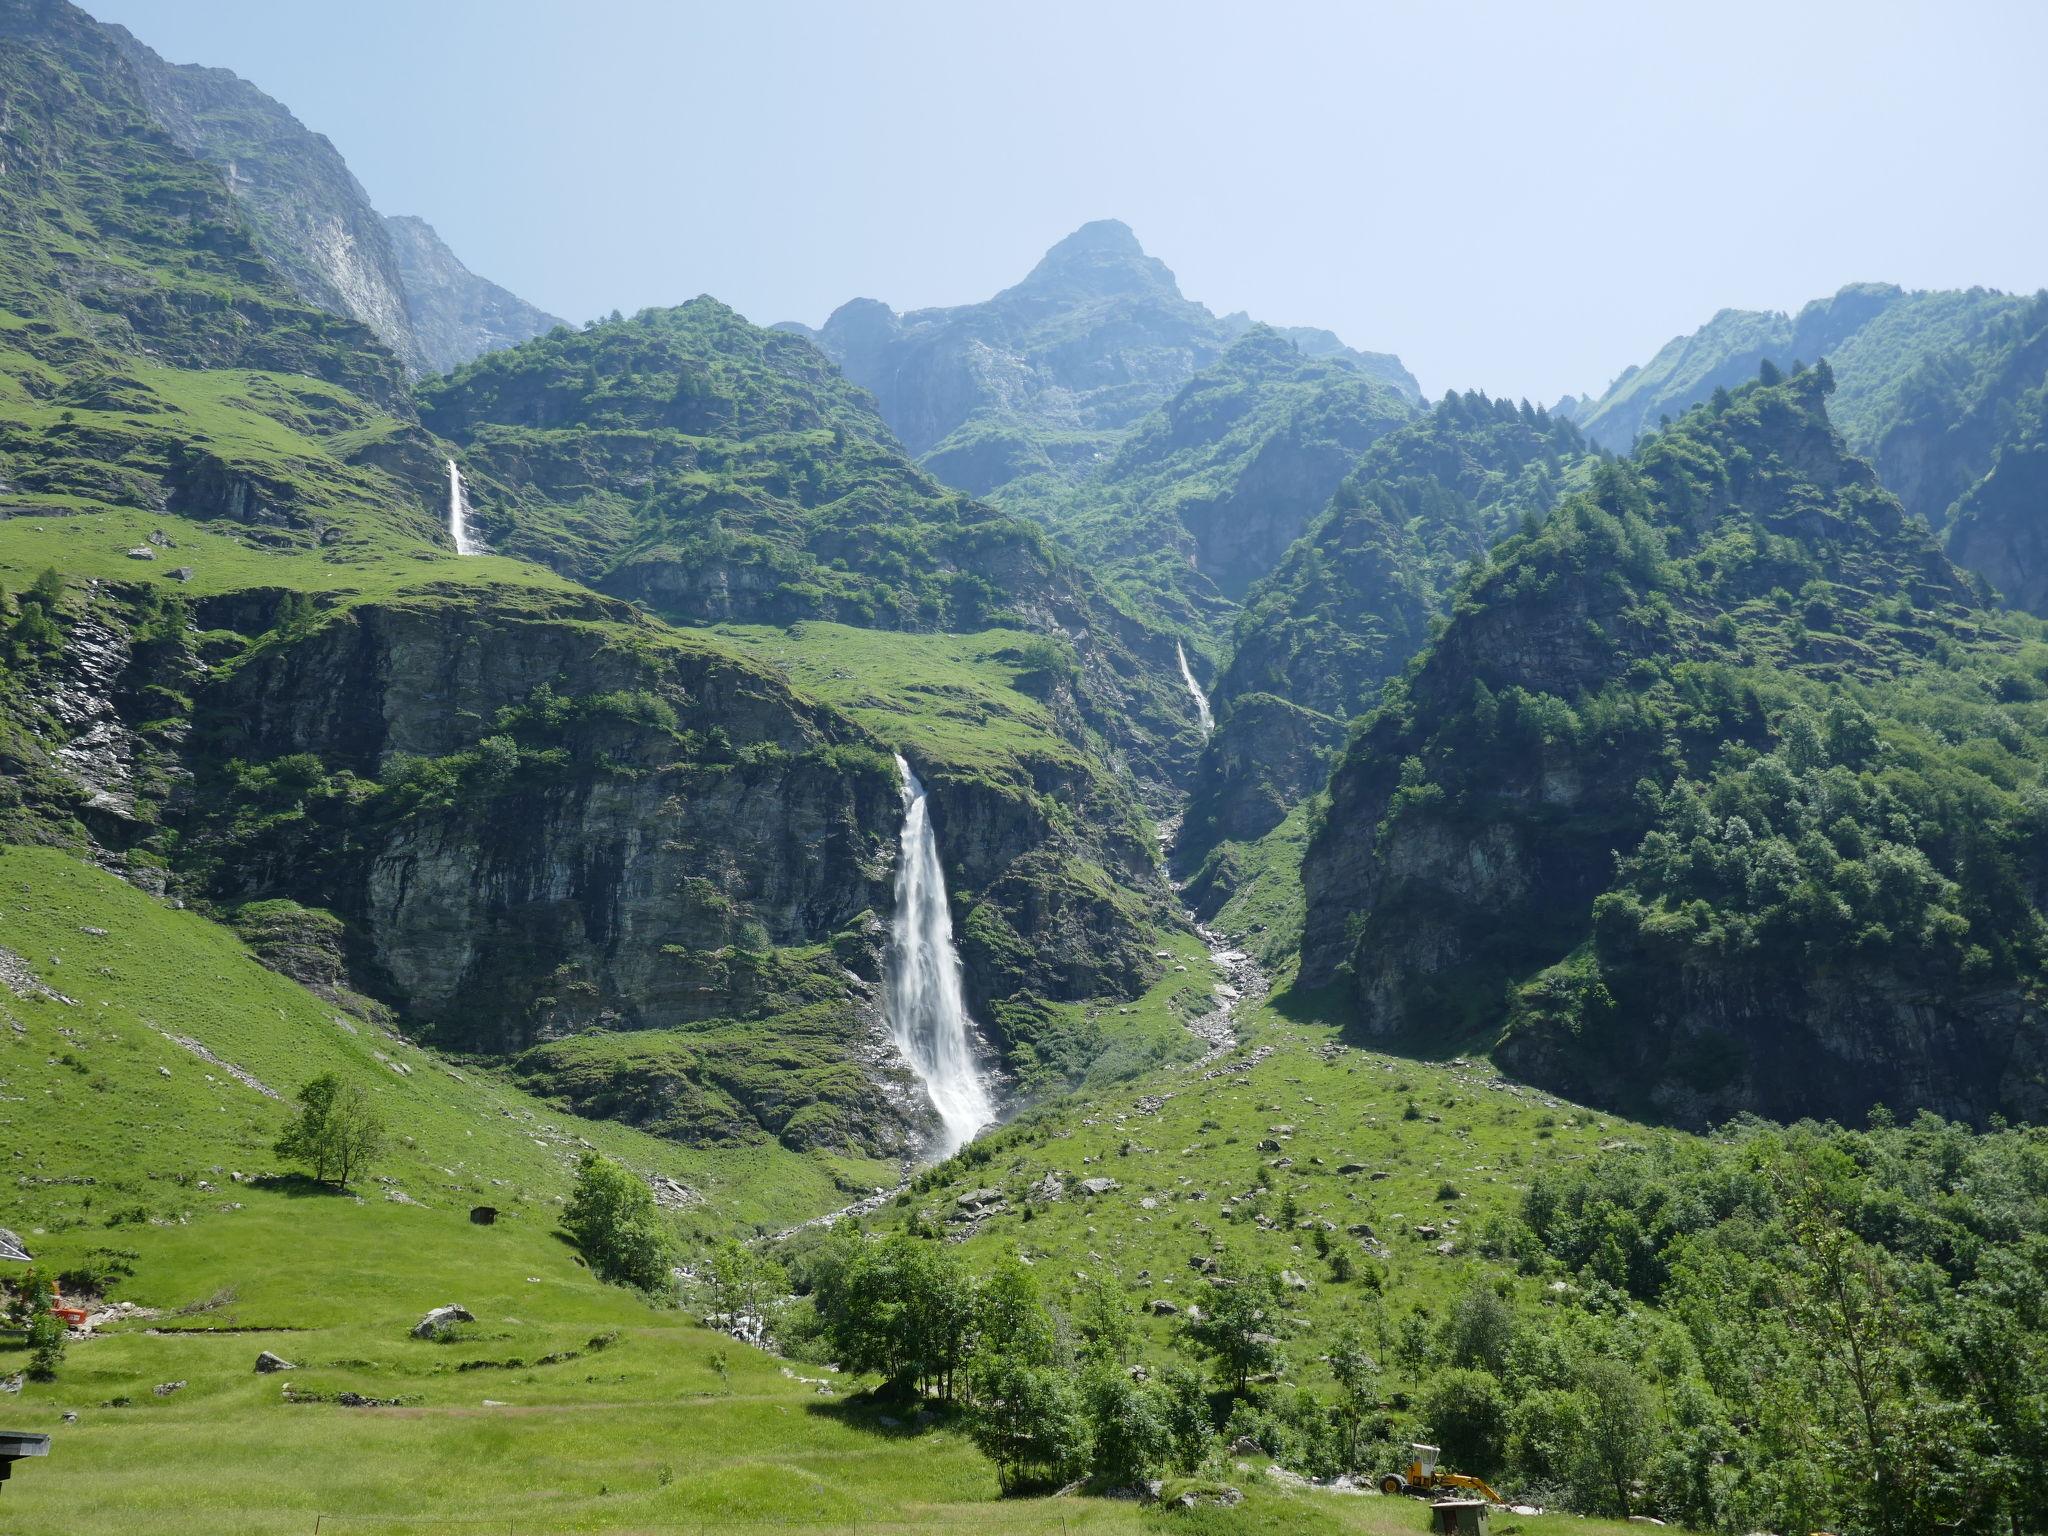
[274,1072,386,1189]
[563,1151,673,1291]
[1186,1267,1288,1395]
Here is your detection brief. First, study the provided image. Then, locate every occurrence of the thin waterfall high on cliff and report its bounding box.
[447,459,478,556]
[885,754,995,1157]
[1177,642,1214,736]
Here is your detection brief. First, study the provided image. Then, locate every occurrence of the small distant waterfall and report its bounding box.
[446,459,478,556]
[1177,642,1214,736]
[885,754,995,1158]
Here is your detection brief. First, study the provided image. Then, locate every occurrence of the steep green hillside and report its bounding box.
[0,0,406,412]
[419,297,1207,800]
[998,326,1418,643]
[1301,364,2048,1127]
[0,843,882,1236]
[1178,397,1597,924]
[1882,293,2048,597]
[1566,283,2029,457]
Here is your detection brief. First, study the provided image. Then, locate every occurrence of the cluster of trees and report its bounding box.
[740,1107,2048,1533]
[1442,1114,2048,1536]
[3,1269,68,1380]
[563,1151,673,1291]
[274,1073,385,1188]
[785,1232,1221,1492]
[3,567,65,665]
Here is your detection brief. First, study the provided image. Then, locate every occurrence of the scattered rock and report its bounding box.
[1336,1162,1369,1175]
[1147,1299,1180,1316]
[1077,1176,1119,1196]
[647,1175,699,1211]
[411,1304,475,1339]
[1172,1486,1243,1509]
[253,1351,294,1373]
[153,1380,186,1396]
[1279,1269,1311,1292]
[0,1373,19,1394]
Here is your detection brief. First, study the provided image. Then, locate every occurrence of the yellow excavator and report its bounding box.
[1380,1443,1504,1502]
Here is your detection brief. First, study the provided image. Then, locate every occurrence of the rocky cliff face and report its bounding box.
[99,16,563,377]
[1947,442,2048,612]
[384,214,569,376]
[11,579,1170,1157]
[102,22,417,364]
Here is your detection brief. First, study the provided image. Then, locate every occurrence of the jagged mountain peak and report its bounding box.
[1004,218,1182,304]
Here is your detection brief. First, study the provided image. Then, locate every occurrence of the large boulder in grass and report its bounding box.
[411,1304,474,1339]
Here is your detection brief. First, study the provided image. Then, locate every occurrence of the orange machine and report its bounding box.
[49,1283,88,1328]
[1380,1443,1504,1503]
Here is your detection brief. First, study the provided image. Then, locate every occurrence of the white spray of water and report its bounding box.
[885,754,995,1158]
[447,459,478,556]
[1177,642,1214,736]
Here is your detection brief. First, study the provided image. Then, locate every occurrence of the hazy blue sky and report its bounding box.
[89,0,2048,403]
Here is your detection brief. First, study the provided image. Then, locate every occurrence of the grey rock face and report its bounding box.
[199,601,901,1044]
[103,24,416,363]
[101,21,563,377]
[385,215,568,376]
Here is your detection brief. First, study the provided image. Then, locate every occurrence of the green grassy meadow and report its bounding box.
[0,840,1674,1534]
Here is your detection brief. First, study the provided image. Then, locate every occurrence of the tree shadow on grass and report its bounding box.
[804,1384,963,1440]
[247,1172,351,1198]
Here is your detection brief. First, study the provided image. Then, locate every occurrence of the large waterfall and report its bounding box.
[446,459,478,556]
[885,754,995,1158]
[1177,642,1214,736]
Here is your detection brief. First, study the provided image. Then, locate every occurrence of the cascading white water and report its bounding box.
[446,458,478,556]
[1177,642,1214,736]
[885,754,995,1158]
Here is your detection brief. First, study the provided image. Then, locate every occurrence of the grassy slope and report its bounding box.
[712,621,1091,784]
[3,845,1657,1535]
[1,844,888,1240]
[904,994,1643,1407]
